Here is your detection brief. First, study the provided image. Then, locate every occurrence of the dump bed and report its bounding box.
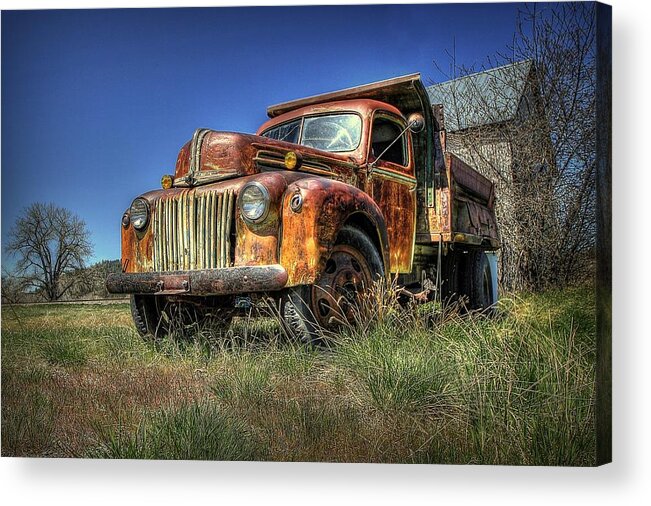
[415,101,500,249]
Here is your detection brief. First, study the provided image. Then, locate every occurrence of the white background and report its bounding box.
[1,0,648,504]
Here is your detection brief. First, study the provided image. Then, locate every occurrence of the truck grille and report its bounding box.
[152,189,235,271]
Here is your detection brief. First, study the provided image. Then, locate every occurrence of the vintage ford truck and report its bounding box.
[107,74,500,342]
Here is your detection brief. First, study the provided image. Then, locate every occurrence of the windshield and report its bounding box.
[262,113,362,153]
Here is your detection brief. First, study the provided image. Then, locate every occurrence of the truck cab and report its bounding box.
[107,74,500,343]
[258,98,419,276]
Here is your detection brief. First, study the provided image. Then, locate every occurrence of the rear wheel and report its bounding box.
[280,225,384,344]
[459,250,495,311]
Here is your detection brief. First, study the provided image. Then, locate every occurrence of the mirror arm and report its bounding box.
[369,121,416,170]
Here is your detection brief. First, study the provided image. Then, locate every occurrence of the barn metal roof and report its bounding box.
[426,60,534,132]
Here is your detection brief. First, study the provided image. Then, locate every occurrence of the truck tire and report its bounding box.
[459,250,495,311]
[130,294,166,339]
[280,225,384,345]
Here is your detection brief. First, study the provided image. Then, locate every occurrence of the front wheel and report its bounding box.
[130,294,165,340]
[280,225,384,344]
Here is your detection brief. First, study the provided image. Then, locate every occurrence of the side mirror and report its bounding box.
[408,113,425,133]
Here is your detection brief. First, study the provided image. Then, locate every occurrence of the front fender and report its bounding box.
[279,177,389,286]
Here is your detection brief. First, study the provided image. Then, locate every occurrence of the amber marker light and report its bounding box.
[284,151,301,170]
[161,174,174,189]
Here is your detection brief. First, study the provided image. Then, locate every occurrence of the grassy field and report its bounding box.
[1,285,596,465]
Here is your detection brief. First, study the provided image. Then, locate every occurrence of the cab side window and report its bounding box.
[371,116,407,167]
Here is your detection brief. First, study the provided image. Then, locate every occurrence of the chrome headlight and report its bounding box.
[130,198,149,230]
[239,182,270,223]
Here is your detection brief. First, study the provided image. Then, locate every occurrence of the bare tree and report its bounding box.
[5,203,93,301]
[431,3,596,291]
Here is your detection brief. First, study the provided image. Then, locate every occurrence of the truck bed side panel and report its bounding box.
[416,153,500,249]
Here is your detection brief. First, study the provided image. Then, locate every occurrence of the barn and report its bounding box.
[425,60,556,289]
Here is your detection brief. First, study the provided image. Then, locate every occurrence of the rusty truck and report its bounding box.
[107,74,500,343]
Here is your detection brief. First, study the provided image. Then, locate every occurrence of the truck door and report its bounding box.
[367,112,417,273]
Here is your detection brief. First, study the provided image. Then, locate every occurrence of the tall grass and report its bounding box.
[337,333,454,413]
[1,287,596,465]
[326,283,596,464]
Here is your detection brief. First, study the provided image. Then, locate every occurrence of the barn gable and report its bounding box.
[426,60,534,132]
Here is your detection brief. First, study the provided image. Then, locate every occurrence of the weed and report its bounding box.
[337,333,454,414]
[211,357,273,407]
[1,368,56,456]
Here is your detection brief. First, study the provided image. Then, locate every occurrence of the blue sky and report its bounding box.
[2,3,528,266]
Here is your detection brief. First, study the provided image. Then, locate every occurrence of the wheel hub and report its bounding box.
[311,244,373,327]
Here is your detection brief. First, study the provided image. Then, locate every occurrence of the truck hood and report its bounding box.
[173,129,360,187]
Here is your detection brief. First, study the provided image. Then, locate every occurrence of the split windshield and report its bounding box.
[261,113,362,153]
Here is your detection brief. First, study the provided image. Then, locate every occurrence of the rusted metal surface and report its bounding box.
[152,189,235,271]
[174,131,258,183]
[448,153,495,208]
[120,196,157,274]
[279,176,390,286]
[370,174,415,273]
[175,129,359,186]
[106,265,288,296]
[265,74,435,209]
[448,153,499,247]
[233,171,293,268]
[416,152,499,249]
[267,73,426,121]
[364,108,417,272]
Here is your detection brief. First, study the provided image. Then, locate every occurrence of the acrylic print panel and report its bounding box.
[1,2,611,466]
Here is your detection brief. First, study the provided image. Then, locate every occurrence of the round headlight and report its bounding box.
[130,198,149,230]
[239,182,270,223]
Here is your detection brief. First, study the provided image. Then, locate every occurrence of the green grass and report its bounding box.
[1,286,596,465]
[88,401,262,461]
[337,334,453,413]
[1,368,56,457]
[42,336,89,367]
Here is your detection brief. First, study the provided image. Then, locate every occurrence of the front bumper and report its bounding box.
[106,265,288,296]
